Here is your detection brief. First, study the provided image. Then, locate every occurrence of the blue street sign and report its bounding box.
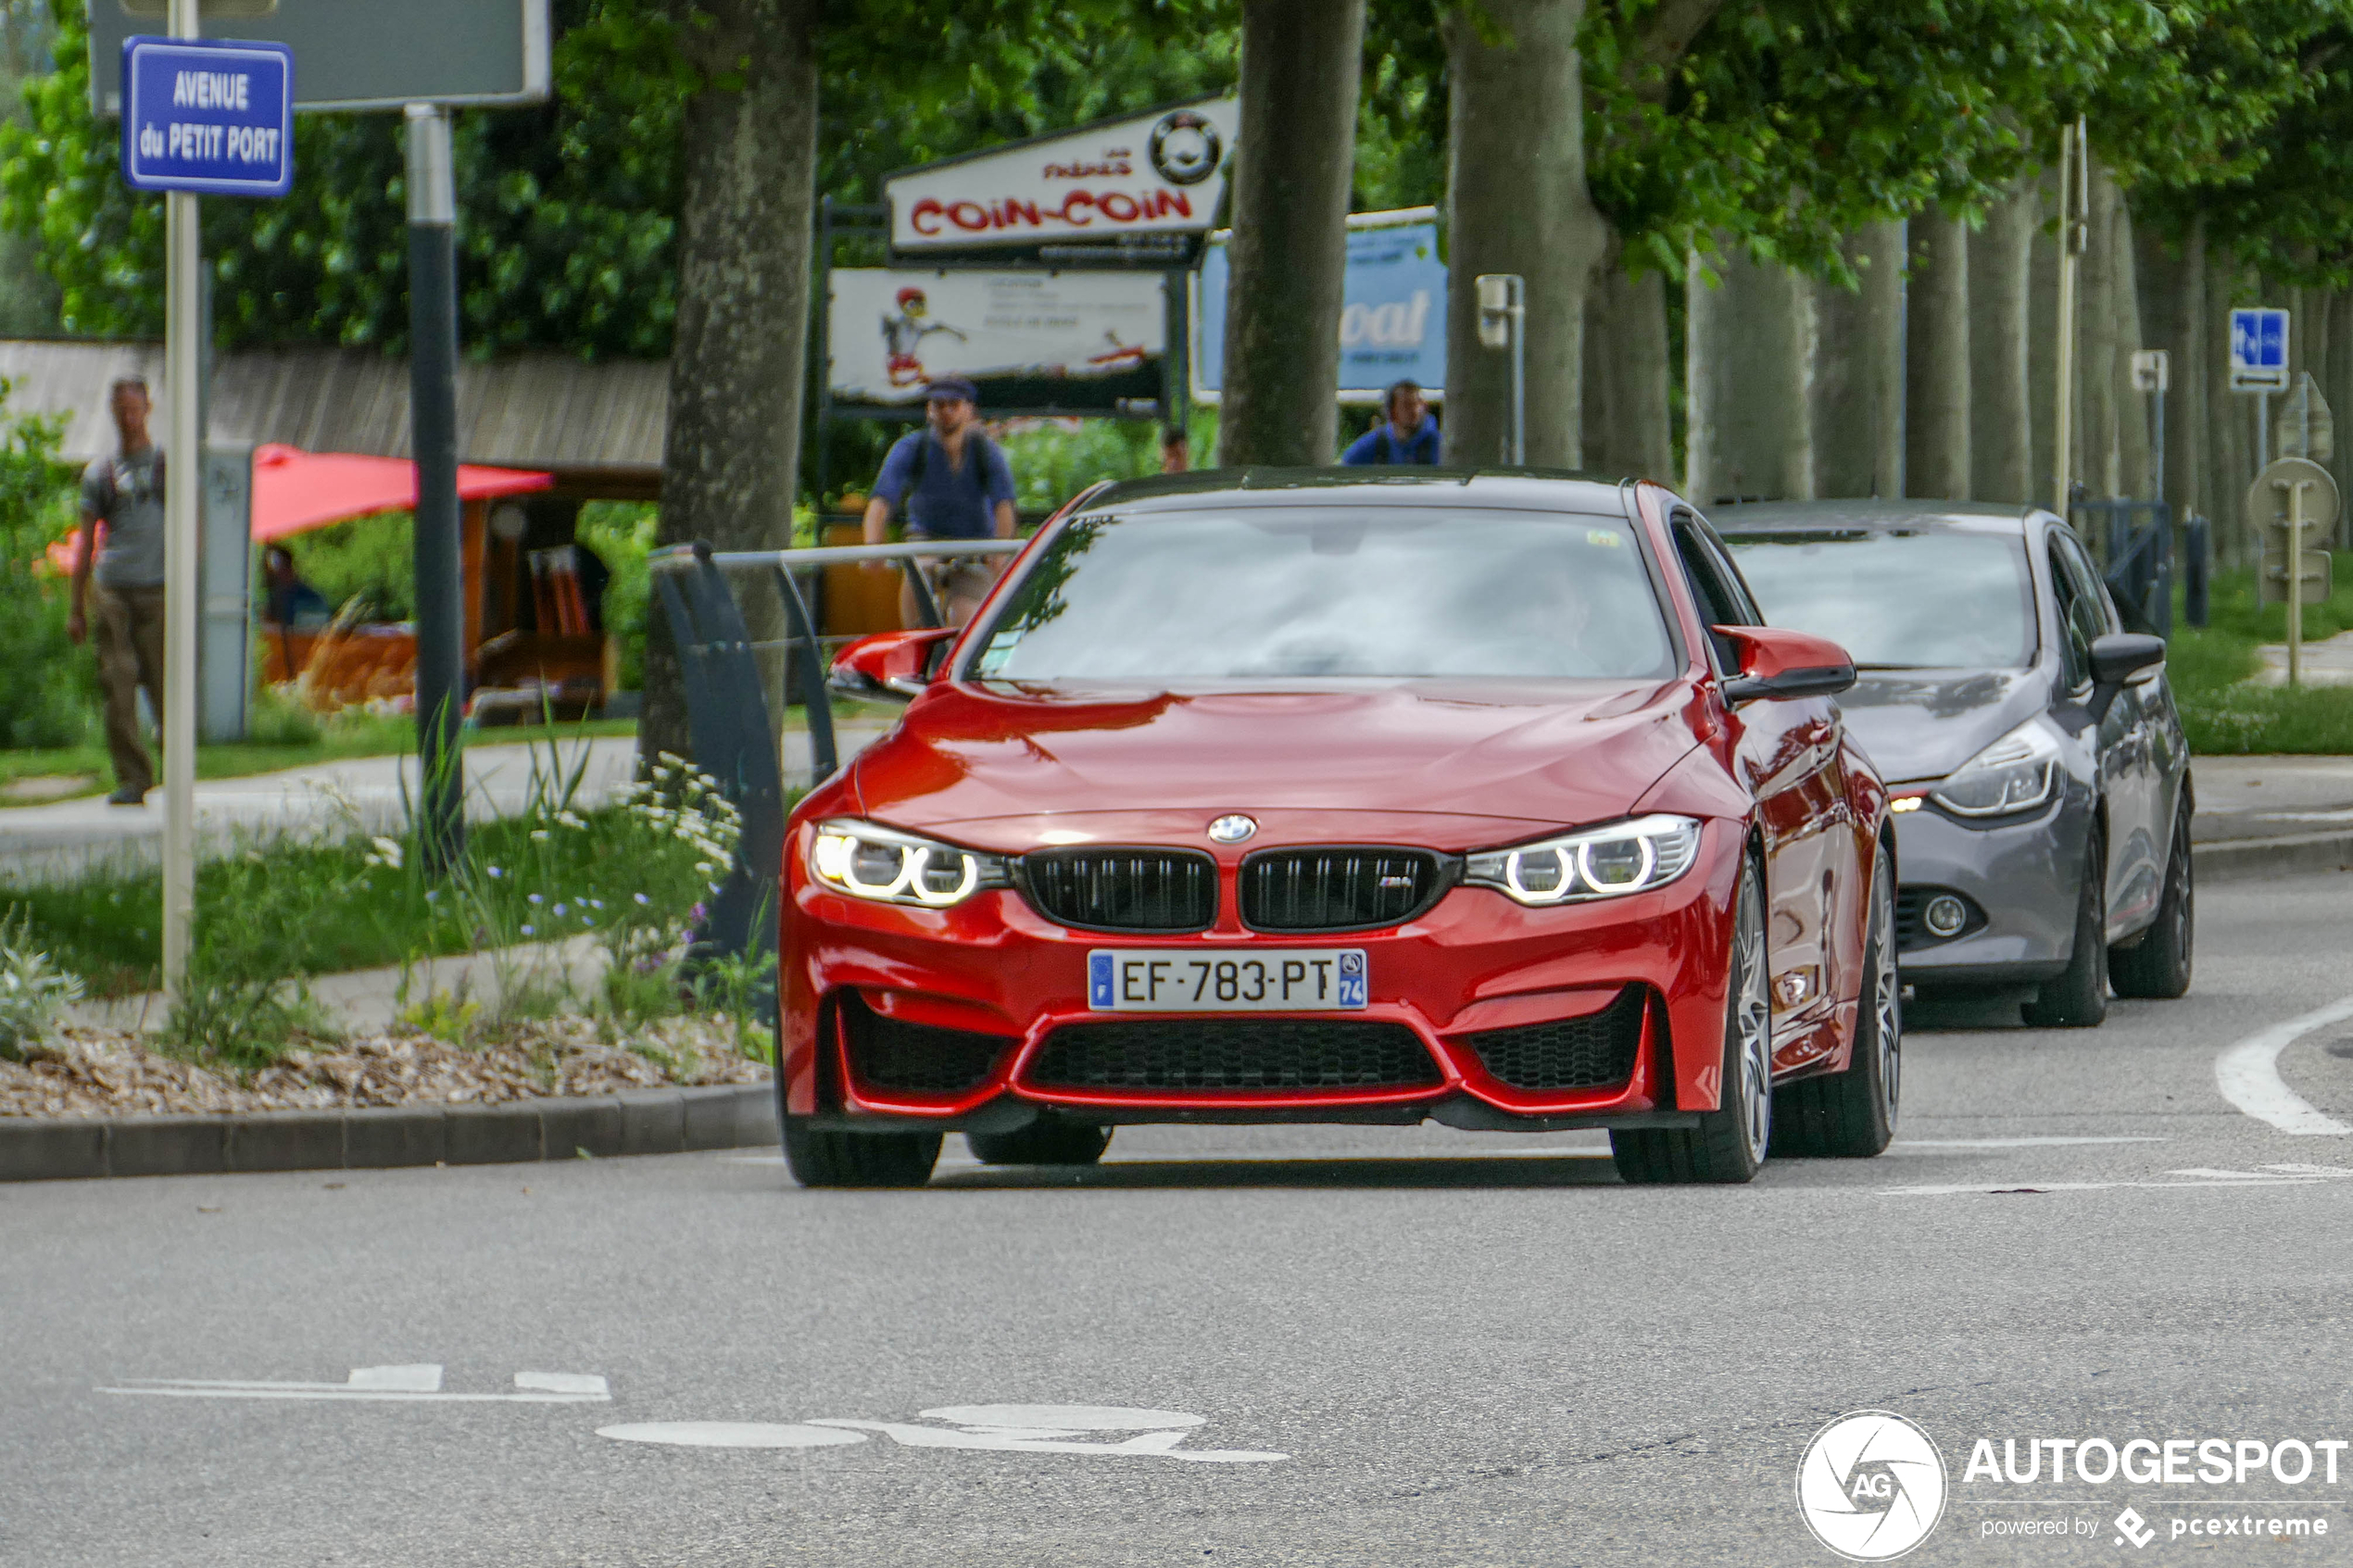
[120,35,294,197]
[2231,307,2290,382]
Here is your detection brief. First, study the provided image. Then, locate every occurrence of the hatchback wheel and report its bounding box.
[781,1116,942,1188]
[2110,799,2194,999]
[1771,843,1898,1158]
[1613,857,1770,1185]
[2023,823,2108,1028]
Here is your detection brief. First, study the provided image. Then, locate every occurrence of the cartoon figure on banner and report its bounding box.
[881,287,970,387]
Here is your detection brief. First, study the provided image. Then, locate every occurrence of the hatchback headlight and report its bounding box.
[1465,814,1704,906]
[808,819,1012,908]
[1929,717,2061,818]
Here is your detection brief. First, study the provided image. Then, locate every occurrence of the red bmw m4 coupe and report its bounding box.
[779,471,1896,1187]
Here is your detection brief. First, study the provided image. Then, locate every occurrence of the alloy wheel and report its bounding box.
[1871,862,1901,1127]
[1733,877,1773,1160]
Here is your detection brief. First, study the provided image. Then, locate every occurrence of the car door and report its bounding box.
[2047,530,2158,933]
[1672,510,1851,1065]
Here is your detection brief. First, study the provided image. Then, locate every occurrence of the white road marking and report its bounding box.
[99,1364,610,1403]
[1891,1136,2163,1149]
[2216,996,2353,1135]
[1882,1177,2327,1197]
[599,1422,867,1449]
[597,1405,1286,1462]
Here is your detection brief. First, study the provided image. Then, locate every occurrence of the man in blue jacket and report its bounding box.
[862,375,1017,626]
[1341,380,1441,466]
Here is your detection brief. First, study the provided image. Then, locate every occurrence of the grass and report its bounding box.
[2169,565,2353,755]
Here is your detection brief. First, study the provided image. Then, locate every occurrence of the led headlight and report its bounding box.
[1929,717,2061,819]
[1464,814,1704,906]
[808,819,1012,908]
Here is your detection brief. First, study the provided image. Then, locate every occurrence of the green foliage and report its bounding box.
[577,500,657,689]
[998,420,1164,513]
[281,512,415,621]
[2167,566,2353,753]
[0,378,94,748]
[0,905,82,1060]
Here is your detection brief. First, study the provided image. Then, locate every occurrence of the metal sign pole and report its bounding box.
[406,105,465,874]
[2287,478,2307,688]
[159,0,202,1005]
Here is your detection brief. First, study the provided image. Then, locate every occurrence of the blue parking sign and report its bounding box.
[2230,307,2290,389]
[120,35,294,197]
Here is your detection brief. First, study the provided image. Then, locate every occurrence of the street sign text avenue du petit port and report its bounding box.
[120,34,295,198]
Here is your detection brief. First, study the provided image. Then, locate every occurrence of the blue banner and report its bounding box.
[1194,219,1446,399]
[120,35,295,198]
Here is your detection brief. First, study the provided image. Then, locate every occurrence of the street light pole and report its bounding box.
[1475,272,1526,465]
[160,0,201,1005]
[406,105,465,875]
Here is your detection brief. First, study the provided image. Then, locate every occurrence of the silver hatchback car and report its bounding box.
[1714,501,2193,1027]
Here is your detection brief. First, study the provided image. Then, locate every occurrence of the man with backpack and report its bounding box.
[1340,379,1441,466]
[862,375,1017,627]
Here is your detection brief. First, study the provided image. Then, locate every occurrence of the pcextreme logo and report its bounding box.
[1797,1410,1951,1561]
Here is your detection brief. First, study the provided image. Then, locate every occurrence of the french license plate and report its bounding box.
[1088,949,1368,1012]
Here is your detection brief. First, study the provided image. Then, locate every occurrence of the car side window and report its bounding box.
[2057,533,2120,637]
[1671,514,1753,669]
[2045,538,2097,690]
[1690,515,1768,625]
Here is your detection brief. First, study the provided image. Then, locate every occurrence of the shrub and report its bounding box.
[0,907,86,1061]
[0,378,95,748]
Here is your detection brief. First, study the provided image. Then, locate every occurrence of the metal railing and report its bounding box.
[2069,494,2209,636]
[646,537,1023,991]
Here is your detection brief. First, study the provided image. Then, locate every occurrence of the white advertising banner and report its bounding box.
[885,98,1238,254]
[828,269,1167,413]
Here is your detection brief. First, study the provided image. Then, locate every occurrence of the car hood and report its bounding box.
[1838,668,2049,784]
[847,680,1706,854]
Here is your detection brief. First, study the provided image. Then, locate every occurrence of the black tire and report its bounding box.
[780,1116,942,1188]
[2022,823,2108,1028]
[2110,797,2194,999]
[1613,855,1772,1185]
[964,1121,1113,1166]
[1771,844,1898,1158]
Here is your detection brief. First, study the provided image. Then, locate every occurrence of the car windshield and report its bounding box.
[1720,528,2038,670]
[964,507,1678,683]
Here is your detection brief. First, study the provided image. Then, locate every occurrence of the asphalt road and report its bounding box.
[9,871,2353,1566]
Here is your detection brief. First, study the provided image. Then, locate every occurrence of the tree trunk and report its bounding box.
[2110,188,2154,505]
[639,0,821,775]
[2208,250,2250,567]
[2029,178,2057,509]
[1684,245,1814,503]
[1905,211,1970,499]
[2330,291,2353,547]
[1218,0,1365,467]
[1585,258,1673,481]
[1811,222,1904,498]
[2135,219,2204,525]
[1442,0,1605,468]
[2079,163,2130,502]
[1970,180,2035,505]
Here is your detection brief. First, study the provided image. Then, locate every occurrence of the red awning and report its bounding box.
[40,444,558,573]
[250,443,553,542]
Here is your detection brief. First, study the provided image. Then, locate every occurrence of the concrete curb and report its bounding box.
[2194,831,2353,884]
[0,1083,778,1183]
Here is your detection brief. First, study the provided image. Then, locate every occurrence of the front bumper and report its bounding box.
[779,819,1748,1128]
[1889,788,2092,985]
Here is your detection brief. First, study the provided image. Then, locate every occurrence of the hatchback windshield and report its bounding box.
[1721,529,2037,670]
[965,508,1677,682]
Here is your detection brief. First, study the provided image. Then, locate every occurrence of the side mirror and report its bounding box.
[831,627,958,701]
[2084,632,2165,723]
[1715,625,1856,705]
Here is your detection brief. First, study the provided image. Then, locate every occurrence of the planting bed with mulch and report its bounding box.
[0,1018,768,1120]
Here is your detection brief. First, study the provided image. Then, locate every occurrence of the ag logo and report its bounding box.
[1149,109,1221,186]
[1795,1411,1947,1561]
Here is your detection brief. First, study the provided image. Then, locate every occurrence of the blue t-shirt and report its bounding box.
[874,430,1017,539]
[1341,416,1441,466]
